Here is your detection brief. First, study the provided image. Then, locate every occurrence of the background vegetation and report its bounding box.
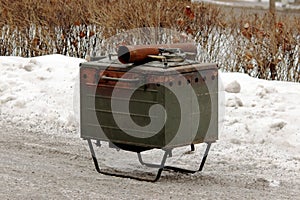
[0,0,299,81]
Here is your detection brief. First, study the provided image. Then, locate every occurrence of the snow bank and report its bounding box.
[221,72,300,151]
[0,55,85,135]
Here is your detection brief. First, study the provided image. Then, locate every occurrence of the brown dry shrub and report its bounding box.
[0,0,299,81]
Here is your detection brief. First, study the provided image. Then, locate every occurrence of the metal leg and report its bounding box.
[137,149,173,168]
[87,139,101,173]
[137,143,212,174]
[152,151,169,182]
[191,144,195,151]
[164,142,212,173]
[137,153,162,168]
[87,139,170,182]
[199,142,211,171]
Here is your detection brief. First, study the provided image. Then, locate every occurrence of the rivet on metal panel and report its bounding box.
[143,84,148,91]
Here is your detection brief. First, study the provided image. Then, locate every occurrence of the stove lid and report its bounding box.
[80,57,217,76]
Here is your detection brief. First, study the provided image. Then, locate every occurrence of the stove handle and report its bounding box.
[101,75,140,83]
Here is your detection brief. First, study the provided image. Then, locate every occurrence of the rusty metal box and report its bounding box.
[80,52,218,150]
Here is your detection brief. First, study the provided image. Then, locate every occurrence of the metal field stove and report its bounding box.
[80,43,218,182]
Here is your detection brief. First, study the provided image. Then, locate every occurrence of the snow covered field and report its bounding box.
[0,54,299,199]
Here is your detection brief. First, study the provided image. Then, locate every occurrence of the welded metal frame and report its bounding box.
[87,139,212,182]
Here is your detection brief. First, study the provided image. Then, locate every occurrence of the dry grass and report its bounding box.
[0,0,299,81]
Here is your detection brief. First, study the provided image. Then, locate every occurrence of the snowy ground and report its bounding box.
[192,0,300,9]
[0,54,299,199]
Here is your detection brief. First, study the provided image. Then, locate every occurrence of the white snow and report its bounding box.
[192,0,300,9]
[0,54,299,179]
[221,72,300,151]
[0,55,85,135]
[225,80,241,93]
